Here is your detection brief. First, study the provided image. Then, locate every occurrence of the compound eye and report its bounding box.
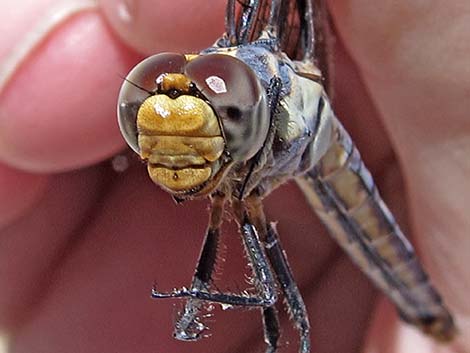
[117,53,187,152]
[185,54,269,161]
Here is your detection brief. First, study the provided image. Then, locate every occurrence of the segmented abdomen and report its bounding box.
[296,117,456,341]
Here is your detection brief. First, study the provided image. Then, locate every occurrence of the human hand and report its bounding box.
[1,1,468,353]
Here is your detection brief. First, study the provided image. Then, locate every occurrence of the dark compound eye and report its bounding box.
[117,53,187,152]
[118,53,269,162]
[185,54,269,162]
[226,106,242,120]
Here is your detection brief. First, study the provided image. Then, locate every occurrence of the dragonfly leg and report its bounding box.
[152,208,277,308]
[245,196,311,353]
[266,223,311,353]
[262,306,281,353]
[239,76,282,199]
[173,193,225,341]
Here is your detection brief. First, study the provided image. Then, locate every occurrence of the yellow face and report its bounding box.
[136,74,225,193]
[118,52,269,197]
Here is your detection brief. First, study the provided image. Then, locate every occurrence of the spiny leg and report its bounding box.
[233,198,281,353]
[152,207,277,308]
[245,196,311,353]
[238,76,282,200]
[239,202,280,353]
[238,216,278,307]
[262,306,281,353]
[174,193,226,341]
[266,223,310,353]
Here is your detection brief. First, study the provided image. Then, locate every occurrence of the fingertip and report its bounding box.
[98,0,226,55]
[0,10,141,172]
[0,163,48,229]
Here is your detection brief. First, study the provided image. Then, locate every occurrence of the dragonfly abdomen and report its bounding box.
[296,116,456,341]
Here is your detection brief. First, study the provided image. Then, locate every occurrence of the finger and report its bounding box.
[302,255,376,353]
[0,163,48,229]
[0,166,105,330]
[0,3,140,172]
[10,168,258,353]
[98,0,226,55]
[8,167,337,353]
[328,1,470,144]
[365,299,470,353]
[330,0,470,343]
[331,37,393,176]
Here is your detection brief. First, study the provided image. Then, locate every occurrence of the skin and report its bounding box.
[0,1,469,352]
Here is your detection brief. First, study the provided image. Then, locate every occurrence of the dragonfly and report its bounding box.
[117,0,456,351]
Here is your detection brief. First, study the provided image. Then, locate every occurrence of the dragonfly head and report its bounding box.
[118,52,269,197]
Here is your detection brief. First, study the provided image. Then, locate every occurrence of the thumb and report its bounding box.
[99,0,226,54]
[330,0,470,348]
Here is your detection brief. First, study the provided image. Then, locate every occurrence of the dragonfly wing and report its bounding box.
[312,0,335,98]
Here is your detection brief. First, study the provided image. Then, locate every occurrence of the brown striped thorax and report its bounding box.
[118,52,269,197]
